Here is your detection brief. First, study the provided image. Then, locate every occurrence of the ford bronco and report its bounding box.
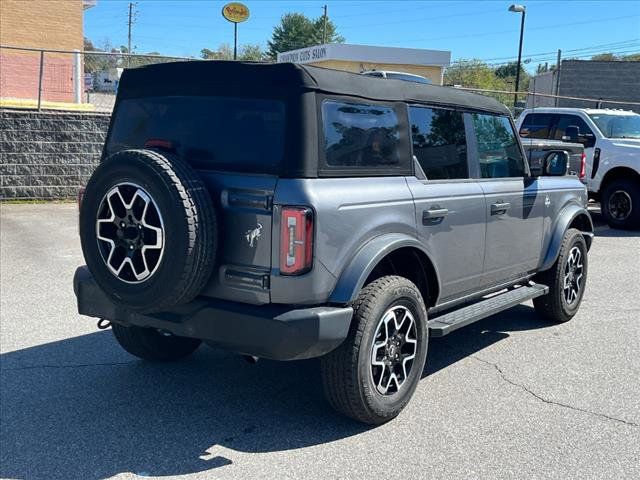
[75,61,593,424]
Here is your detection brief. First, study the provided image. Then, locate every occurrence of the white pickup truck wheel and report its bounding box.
[601,179,640,230]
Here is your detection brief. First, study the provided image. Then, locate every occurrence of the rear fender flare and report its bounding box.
[328,233,441,305]
[540,204,593,272]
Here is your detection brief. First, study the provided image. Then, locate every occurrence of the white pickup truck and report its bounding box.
[516,108,640,229]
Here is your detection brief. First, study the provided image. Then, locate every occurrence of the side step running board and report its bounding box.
[428,283,548,337]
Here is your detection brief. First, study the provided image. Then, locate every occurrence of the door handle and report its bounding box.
[491,202,511,215]
[423,207,449,221]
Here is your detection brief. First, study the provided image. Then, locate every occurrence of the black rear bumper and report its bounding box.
[73,266,352,361]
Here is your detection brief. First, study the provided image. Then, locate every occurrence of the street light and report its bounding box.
[508,4,526,110]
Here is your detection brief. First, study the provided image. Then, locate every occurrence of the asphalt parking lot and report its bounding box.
[1,203,638,480]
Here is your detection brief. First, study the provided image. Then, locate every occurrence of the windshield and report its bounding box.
[588,113,640,139]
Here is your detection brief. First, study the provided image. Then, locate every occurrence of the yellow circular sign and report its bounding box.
[222,2,250,23]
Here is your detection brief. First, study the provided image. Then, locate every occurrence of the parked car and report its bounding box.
[516,108,640,229]
[75,61,593,424]
[521,137,586,183]
[361,70,432,84]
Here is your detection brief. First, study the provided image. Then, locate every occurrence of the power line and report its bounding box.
[375,14,640,47]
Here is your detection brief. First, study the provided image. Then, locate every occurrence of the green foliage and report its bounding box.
[590,52,640,61]
[201,43,266,61]
[267,12,344,60]
[444,59,531,92]
[444,60,510,90]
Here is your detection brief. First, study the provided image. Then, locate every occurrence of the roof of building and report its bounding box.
[276,43,451,67]
[118,60,510,115]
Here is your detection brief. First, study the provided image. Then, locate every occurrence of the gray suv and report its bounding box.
[75,61,593,424]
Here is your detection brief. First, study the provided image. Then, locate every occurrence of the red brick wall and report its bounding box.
[0,0,83,103]
[1,51,75,103]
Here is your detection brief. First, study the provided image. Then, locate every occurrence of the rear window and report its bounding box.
[106,96,285,174]
[322,100,401,169]
[519,113,553,139]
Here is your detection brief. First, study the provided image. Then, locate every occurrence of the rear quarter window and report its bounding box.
[106,96,285,174]
[519,113,553,139]
[320,99,410,176]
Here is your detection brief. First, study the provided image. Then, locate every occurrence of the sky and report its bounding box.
[84,0,640,71]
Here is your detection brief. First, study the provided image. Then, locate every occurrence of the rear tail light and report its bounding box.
[579,152,586,179]
[144,138,174,150]
[280,206,313,275]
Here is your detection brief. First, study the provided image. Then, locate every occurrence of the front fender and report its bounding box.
[328,233,441,305]
[540,203,593,272]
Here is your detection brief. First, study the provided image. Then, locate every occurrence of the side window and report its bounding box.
[552,114,594,140]
[519,113,553,139]
[409,106,468,180]
[322,100,401,168]
[472,113,526,179]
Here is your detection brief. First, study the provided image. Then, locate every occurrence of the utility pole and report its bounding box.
[127,2,137,67]
[554,49,562,107]
[322,5,328,44]
[508,4,526,110]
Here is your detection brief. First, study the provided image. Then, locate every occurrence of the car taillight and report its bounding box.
[144,138,174,150]
[579,152,586,179]
[280,206,313,275]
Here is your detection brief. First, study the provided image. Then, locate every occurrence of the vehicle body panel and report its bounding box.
[516,108,640,194]
[405,177,486,301]
[520,138,585,181]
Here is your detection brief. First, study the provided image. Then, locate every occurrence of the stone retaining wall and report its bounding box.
[0,109,110,199]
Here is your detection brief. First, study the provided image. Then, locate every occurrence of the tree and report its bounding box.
[494,61,530,91]
[267,12,344,60]
[444,60,510,90]
[201,43,264,61]
[591,53,617,61]
[239,44,266,61]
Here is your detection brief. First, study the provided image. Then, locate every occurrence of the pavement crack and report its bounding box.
[1,360,136,372]
[470,354,639,428]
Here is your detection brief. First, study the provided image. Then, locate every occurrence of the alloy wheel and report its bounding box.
[96,183,164,283]
[563,246,584,305]
[370,305,418,395]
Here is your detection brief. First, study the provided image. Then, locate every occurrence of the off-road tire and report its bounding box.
[320,276,428,424]
[601,178,640,230]
[80,149,217,313]
[534,228,588,323]
[111,323,201,361]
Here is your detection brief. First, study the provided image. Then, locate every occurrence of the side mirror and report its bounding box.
[580,133,596,148]
[544,150,570,176]
[562,125,580,143]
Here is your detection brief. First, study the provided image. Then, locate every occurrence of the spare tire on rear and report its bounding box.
[79,149,217,313]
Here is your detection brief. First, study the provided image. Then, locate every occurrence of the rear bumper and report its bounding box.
[73,266,352,361]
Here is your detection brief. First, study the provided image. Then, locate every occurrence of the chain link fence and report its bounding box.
[1,45,192,113]
[2,44,639,117]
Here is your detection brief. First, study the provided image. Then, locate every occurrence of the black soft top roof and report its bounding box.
[118,60,510,115]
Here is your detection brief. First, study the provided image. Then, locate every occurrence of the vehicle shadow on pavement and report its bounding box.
[0,305,551,480]
[589,207,640,237]
[425,304,553,377]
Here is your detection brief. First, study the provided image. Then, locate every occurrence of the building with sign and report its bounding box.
[277,43,451,85]
[0,0,95,104]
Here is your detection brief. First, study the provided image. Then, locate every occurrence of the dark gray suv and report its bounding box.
[75,61,593,424]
